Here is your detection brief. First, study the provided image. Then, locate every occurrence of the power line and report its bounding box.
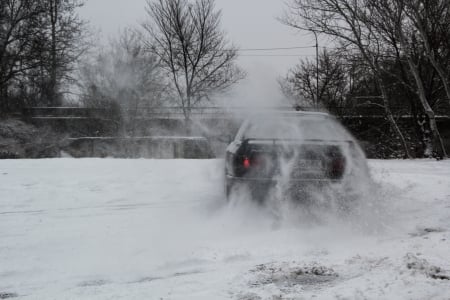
[238,54,316,57]
[237,46,315,51]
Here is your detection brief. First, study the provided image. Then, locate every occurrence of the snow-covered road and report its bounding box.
[0,159,449,299]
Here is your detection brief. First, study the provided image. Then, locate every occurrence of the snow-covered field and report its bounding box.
[1,158,449,299]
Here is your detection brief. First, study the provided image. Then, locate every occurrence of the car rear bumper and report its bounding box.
[226,174,342,200]
[226,175,341,185]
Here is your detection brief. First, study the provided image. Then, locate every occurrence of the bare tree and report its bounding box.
[404,0,450,106]
[0,0,88,113]
[78,29,166,136]
[143,0,244,125]
[280,49,349,112]
[0,0,43,112]
[38,0,88,106]
[365,0,447,158]
[282,0,412,158]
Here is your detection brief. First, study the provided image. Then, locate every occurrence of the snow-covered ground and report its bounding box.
[0,159,449,299]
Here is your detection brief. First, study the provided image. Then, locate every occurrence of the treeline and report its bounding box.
[280,0,450,158]
[1,0,243,135]
[0,0,86,112]
[2,0,450,158]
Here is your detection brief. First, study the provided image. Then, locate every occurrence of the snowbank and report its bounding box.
[0,119,62,158]
[0,159,449,299]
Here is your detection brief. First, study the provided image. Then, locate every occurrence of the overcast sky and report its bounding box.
[80,0,315,106]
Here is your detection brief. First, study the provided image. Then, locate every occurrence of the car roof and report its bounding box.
[234,110,351,141]
[245,110,332,119]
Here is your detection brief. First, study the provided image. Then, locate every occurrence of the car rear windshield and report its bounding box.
[241,116,352,141]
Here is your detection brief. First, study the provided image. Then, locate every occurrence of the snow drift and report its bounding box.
[0,158,449,299]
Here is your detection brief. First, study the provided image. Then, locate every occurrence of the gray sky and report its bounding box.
[80,0,315,106]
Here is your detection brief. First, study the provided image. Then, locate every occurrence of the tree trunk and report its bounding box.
[427,52,450,107]
[406,57,447,158]
[354,33,412,158]
[376,76,412,158]
[184,102,192,135]
[49,0,59,107]
[410,4,450,107]
[395,20,447,158]
[0,83,7,114]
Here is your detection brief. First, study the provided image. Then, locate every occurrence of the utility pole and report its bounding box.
[312,31,319,110]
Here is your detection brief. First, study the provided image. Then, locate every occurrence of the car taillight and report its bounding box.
[235,154,266,177]
[329,157,346,179]
[243,157,251,169]
[232,156,251,177]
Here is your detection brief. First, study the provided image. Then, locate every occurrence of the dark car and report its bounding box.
[225,111,368,202]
